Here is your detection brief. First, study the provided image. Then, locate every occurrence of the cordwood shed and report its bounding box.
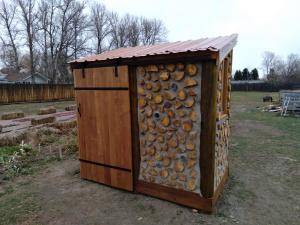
[69,34,238,213]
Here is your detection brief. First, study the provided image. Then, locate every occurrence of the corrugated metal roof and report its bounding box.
[70,34,238,64]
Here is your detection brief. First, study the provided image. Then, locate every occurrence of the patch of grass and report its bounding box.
[231,92,300,160]
[0,190,40,225]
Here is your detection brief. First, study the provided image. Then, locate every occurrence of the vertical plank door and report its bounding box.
[74,66,133,191]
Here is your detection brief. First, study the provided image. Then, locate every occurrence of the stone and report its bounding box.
[182,120,192,132]
[162,157,171,167]
[166,64,176,72]
[160,71,170,81]
[146,82,152,90]
[177,110,186,117]
[145,73,151,81]
[187,179,196,191]
[147,119,156,129]
[138,87,146,96]
[136,66,146,76]
[163,101,172,109]
[138,98,147,108]
[187,159,196,168]
[155,153,163,161]
[161,116,170,127]
[167,137,178,148]
[162,82,170,90]
[189,111,197,121]
[190,169,197,178]
[146,65,158,72]
[175,101,182,109]
[185,64,198,76]
[172,119,181,127]
[157,135,164,143]
[151,73,159,82]
[147,133,156,142]
[170,83,178,92]
[145,92,153,100]
[184,98,195,108]
[173,71,185,81]
[147,146,156,156]
[186,142,195,151]
[184,78,198,87]
[166,132,173,140]
[161,145,168,151]
[149,168,158,176]
[154,94,163,104]
[164,91,176,100]
[161,169,169,178]
[178,173,187,182]
[177,89,187,101]
[152,82,161,92]
[187,151,197,159]
[171,173,178,180]
[174,160,185,172]
[145,106,153,117]
[167,109,175,118]
[157,125,167,133]
[188,89,197,96]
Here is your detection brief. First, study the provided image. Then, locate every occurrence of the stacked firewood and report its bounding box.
[137,63,202,193]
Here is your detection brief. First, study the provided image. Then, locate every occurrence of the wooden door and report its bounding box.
[74,66,133,191]
[76,90,132,169]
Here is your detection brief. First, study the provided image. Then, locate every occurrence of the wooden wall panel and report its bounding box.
[76,90,132,170]
[80,161,133,191]
[73,66,128,88]
[200,60,218,198]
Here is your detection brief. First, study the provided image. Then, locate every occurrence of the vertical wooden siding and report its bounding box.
[0,84,74,103]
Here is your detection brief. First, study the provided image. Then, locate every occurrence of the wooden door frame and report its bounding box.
[128,65,140,191]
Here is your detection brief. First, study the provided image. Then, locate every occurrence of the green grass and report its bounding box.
[0,188,40,225]
[231,92,300,159]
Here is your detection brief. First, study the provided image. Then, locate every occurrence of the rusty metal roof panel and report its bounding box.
[70,34,238,63]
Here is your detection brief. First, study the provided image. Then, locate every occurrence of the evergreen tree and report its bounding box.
[234,70,242,80]
[250,68,259,80]
[242,68,250,80]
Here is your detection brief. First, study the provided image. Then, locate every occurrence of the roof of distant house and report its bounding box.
[0,68,49,82]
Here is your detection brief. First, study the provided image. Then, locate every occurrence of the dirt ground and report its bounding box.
[0,92,299,225]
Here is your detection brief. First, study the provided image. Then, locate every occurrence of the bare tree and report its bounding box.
[108,12,129,49]
[140,17,167,45]
[261,51,276,77]
[89,3,109,54]
[16,0,37,82]
[286,54,300,76]
[69,1,88,60]
[0,0,169,83]
[126,15,140,47]
[0,0,20,70]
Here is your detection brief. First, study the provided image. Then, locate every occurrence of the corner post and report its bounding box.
[200,60,218,198]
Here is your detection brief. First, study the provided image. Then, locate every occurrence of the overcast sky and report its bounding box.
[102,0,300,76]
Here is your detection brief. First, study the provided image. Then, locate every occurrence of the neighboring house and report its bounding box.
[0,68,50,84]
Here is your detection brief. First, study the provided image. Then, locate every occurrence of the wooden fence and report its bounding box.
[0,84,74,104]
